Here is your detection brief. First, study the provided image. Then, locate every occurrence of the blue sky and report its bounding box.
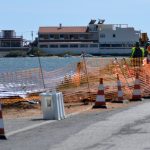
[1,0,150,41]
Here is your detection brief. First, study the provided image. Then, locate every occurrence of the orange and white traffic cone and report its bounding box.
[0,103,7,140]
[93,78,107,108]
[131,72,142,101]
[112,74,125,103]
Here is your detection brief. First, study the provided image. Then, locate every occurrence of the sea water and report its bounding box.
[0,56,82,98]
[0,56,81,73]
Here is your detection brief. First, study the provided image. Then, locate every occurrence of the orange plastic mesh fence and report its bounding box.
[0,57,150,104]
[120,57,150,98]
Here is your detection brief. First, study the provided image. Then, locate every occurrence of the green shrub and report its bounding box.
[5,51,27,57]
[27,47,49,56]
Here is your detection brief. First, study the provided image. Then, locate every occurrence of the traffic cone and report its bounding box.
[93,78,107,108]
[0,103,7,140]
[112,74,124,103]
[131,72,142,101]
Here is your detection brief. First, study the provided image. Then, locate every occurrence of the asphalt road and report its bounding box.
[1,100,150,150]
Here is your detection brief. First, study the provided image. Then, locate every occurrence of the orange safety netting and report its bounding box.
[0,57,150,105]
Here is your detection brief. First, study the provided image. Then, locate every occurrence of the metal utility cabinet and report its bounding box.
[40,92,65,120]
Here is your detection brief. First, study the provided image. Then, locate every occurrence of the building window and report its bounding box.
[39,45,48,48]
[70,44,78,48]
[99,44,111,47]
[63,34,69,39]
[79,34,85,40]
[39,34,49,39]
[84,35,89,39]
[60,34,64,39]
[1,41,11,47]
[100,34,105,38]
[50,34,55,39]
[113,34,116,38]
[11,41,21,47]
[90,44,98,48]
[99,44,123,47]
[73,34,79,39]
[80,44,88,48]
[60,45,68,48]
[54,34,59,39]
[70,35,74,40]
[111,44,122,47]
[50,45,58,48]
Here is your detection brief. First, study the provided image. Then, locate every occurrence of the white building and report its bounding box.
[38,20,141,55]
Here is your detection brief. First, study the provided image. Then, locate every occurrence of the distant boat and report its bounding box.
[80,53,93,57]
[63,54,72,57]
[29,54,35,57]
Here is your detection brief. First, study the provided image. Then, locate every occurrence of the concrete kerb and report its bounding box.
[66,105,93,118]
[6,120,56,137]
[5,105,92,138]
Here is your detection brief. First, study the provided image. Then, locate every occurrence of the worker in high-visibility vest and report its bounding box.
[131,42,145,67]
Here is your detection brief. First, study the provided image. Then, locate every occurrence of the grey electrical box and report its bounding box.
[40,92,65,120]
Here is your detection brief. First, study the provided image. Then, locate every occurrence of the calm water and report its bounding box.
[0,56,82,73]
[0,56,82,97]
[0,56,117,98]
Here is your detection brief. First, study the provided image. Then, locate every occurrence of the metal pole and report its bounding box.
[115,58,132,94]
[37,50,46,89]
[31,31,33,42]
[82,52,92,104]
[123,58,134,83]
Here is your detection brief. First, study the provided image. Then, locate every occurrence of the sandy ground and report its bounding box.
[2,100,141,119]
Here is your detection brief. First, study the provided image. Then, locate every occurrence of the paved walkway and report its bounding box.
[4,105,92,136]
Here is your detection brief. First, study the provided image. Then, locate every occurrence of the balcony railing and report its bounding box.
[0,36,23,39]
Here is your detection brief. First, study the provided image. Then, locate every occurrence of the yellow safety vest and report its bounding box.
[131,47,145,58]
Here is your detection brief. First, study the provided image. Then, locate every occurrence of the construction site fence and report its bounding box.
[0,57,150,104]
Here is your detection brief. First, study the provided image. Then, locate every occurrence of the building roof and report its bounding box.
[39,26,87,33]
